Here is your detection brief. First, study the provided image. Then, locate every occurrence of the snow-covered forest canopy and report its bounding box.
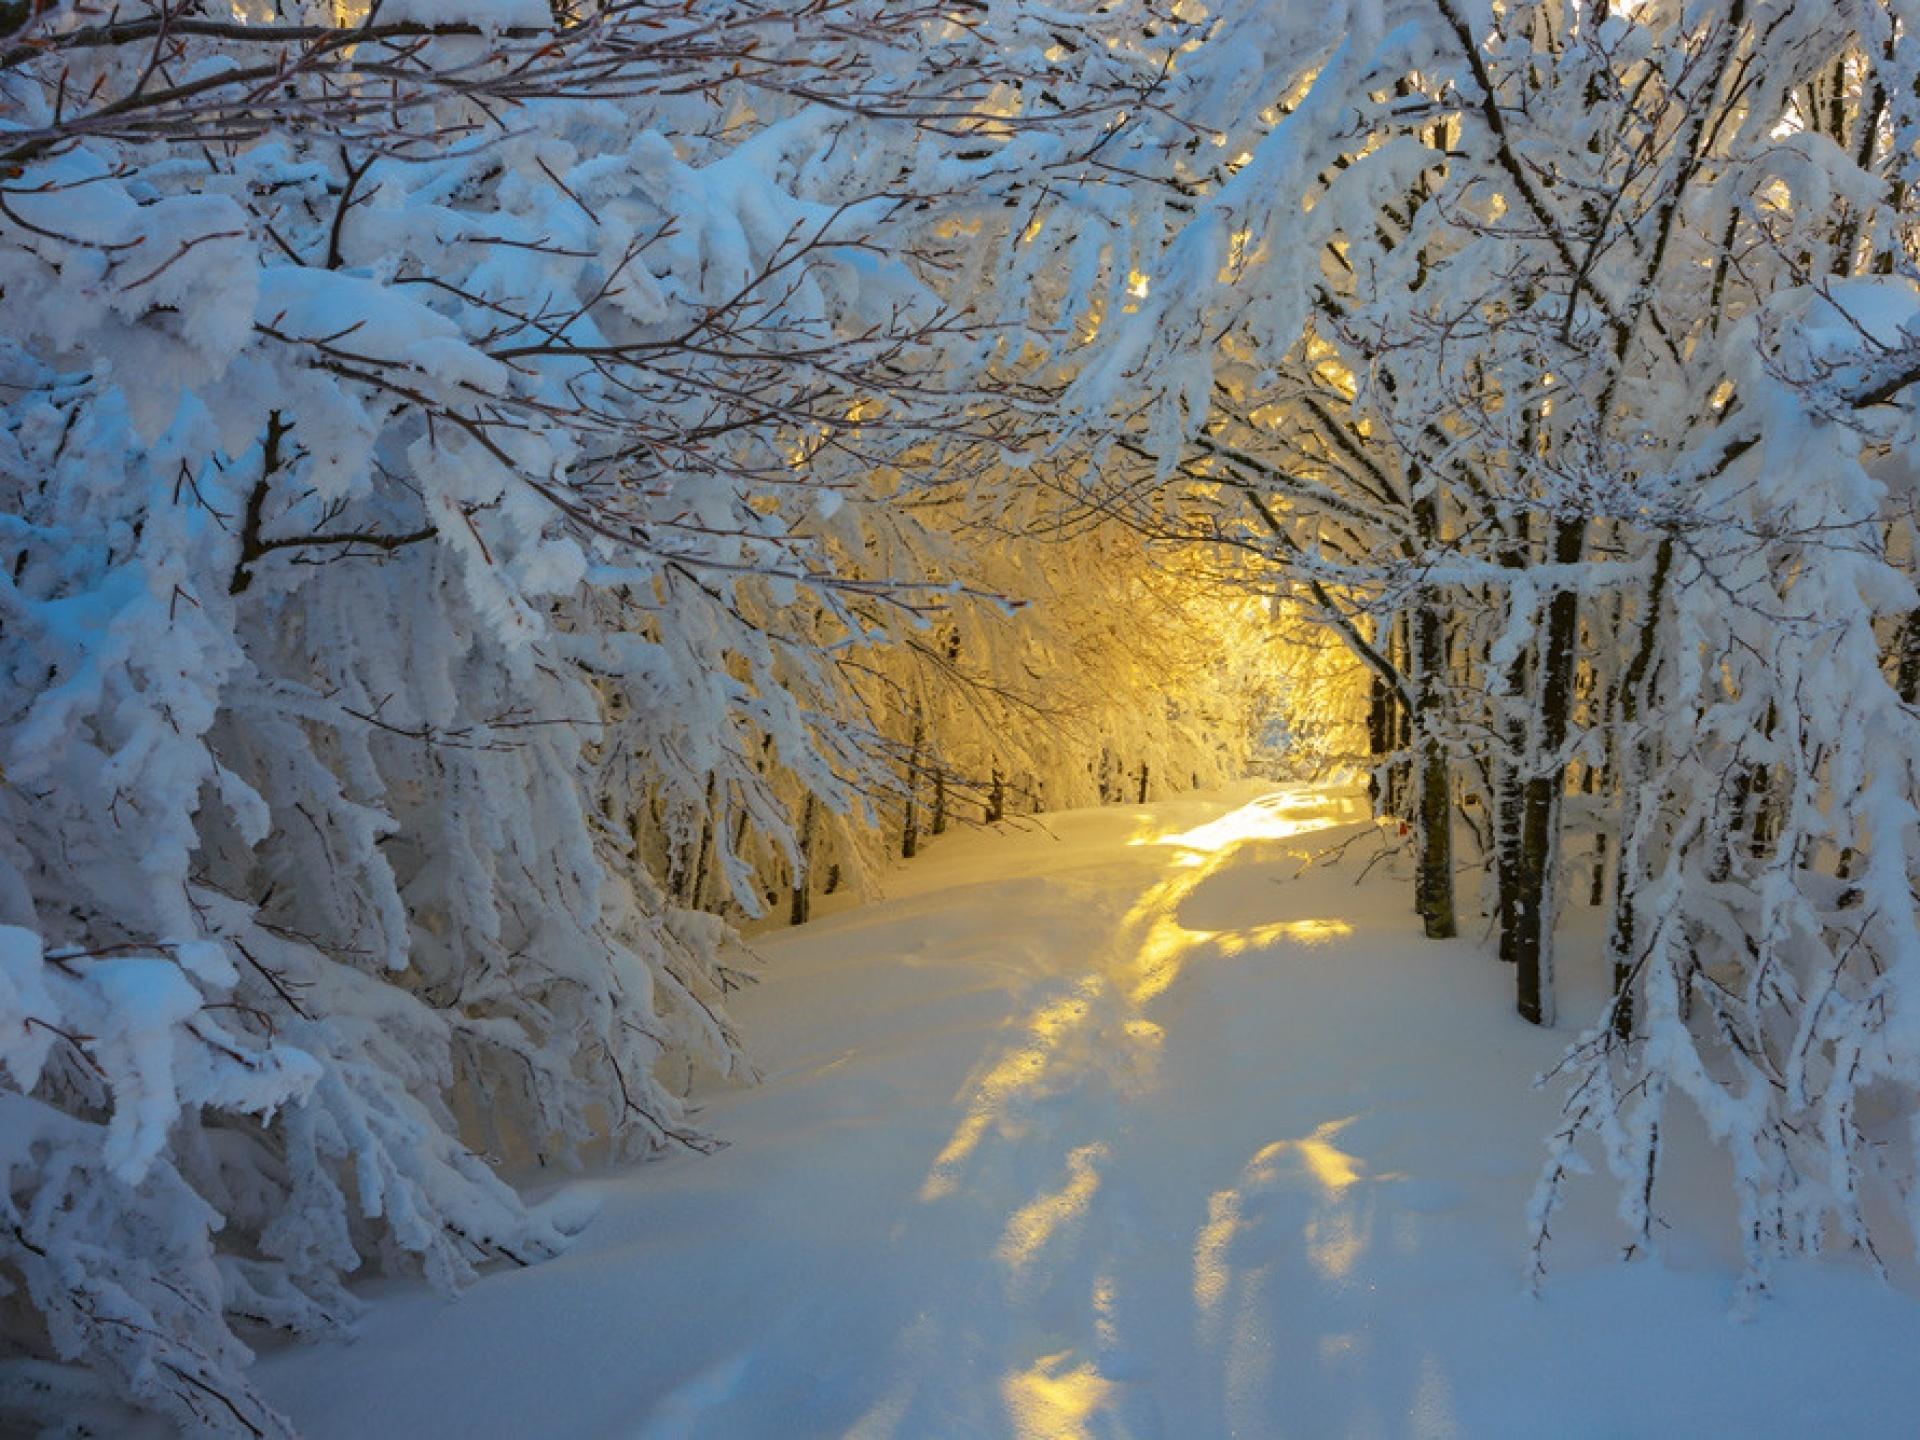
[3,0,1919,1432]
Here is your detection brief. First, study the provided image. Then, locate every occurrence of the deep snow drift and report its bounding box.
[260,783,1920,1437]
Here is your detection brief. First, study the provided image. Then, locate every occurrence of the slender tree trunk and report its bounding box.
[1414,713,1456,939]
[1747,707,1780,861]
[1494,649,1530,967]
[790,792,816,926]
[1512,515,1587,1026]
[1386,610,1414,818]
[1584,760,1607,907]
[1411,501,1457,941]
[1607,789,1641,1039]
[902,713,924,860]
[1608,537,1673,1039]
[1493,513,1532,966]
[1513,777,1560,1024]
[986,764,1005,824]
[1136,761,1150,804]
[1367,664,1393,815]
[1897,609,1920,703]
[1411,496,1456,938]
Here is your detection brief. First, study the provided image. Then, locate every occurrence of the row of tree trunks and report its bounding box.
[1364,512,1593,1024]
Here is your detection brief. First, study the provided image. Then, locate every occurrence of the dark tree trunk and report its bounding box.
[1897,609,1920,703]
[790,793,816,926]
[1494,648,1530,967]
[1512,515,1587,1027]
[1608,537,1673,1039]
[902,714,924,860]
[1411,496,1456,939]
[1367,667,1393,814]
[1584,759,1607,907]
[1414,716,1456,940]
[1386,610,1414,818]
[1493,512,1532,967]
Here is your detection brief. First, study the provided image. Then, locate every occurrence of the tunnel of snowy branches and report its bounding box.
[5,0,1920,1434]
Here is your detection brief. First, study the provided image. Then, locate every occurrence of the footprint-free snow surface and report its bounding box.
[262,783,1920,1438]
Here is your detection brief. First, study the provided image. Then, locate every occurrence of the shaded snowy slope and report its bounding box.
[260,783,1920,1438]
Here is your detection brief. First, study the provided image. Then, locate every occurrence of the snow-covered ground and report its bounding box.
[259,783,1920,1438]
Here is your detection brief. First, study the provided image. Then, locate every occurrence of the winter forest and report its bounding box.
[5,0,1920,1433]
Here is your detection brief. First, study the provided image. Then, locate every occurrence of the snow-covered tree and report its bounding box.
[8,0,1919,1425]
[0,0,1255,1427]
[1033,0,1920,1298]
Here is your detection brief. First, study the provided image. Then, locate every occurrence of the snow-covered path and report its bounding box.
[261,783,1920,1438]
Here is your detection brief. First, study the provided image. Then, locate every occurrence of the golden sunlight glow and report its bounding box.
[1092,1272,1120,1351]
[1301,330,1358,401]
[919,979,1099,1201]
[1294,1117,1363,1193]
[1002,1352,1113,1440]
[1192,1118,1371,1314]
[997,1143,1109,1279]
[1263,918,1352,943]
[1221,225,1254,280]
[1192,1188,1242,1318]
[1124,897,1200,1005]
[1126,269,1151,300]
[1307,1210,1364,1281]
[1132,792,1345,854]
[919,1113,992,1202]
[923,789,1365,1208]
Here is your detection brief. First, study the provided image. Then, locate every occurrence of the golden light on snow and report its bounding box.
[1268,917,1353,942]
[924,790,1364,1203]
[936,785,1382,1438]
[1192,1117,1373,1317]
[1001,1352,1114,1439]
[1191,1188,1242,1318]
[996,1143,1109,1280]
[1122,876,1207,1002]
[1131,791,1345,853]
[918,978,1100,1202]
[1295,1116,1363,1193]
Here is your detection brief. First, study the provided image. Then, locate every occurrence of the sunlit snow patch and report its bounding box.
[1130,787,1362,857]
